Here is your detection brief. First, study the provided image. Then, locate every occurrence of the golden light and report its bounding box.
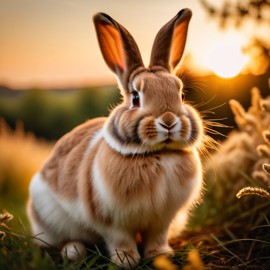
[206,35,248,78]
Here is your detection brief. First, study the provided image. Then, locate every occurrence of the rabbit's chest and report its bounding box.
[93,144,201,224]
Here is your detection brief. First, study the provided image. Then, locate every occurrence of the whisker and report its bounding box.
[194,95,218,109]
[204,125,229,138]
[206,102,227,112]
[203,117,228,123]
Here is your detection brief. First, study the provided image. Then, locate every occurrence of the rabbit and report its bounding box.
[27,8,204,268]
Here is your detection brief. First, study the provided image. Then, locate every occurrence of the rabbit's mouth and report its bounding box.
[164,138,172,144]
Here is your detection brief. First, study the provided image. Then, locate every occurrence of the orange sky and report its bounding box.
[0,0,255,89]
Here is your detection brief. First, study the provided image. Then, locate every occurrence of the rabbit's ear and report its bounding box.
[149,9,192,73]
[93,13,144,89]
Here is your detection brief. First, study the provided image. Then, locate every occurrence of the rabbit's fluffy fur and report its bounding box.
[27,9,204,268]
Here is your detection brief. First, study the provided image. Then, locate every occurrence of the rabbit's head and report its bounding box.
[94,9,203,155]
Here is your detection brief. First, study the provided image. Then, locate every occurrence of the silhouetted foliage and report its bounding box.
[200,0,270,74]
[200,0,270,28]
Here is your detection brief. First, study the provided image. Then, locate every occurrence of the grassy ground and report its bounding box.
[0,210,203,270]
[1,174,270,270]
[184,173,270,269]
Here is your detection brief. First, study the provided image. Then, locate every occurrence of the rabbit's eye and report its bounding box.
[131,91,140,108]
[181,92,185,101]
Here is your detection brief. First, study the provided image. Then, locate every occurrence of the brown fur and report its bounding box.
[135,71,182,117]
[94,141,198,224]
[180,115,191,139]
[97,141,164,202]
[41,117,106,199]
[149,9,192,72]
[138,116,158,141]
[160,112,177,127]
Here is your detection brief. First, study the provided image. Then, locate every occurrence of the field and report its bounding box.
[1,82,270,269]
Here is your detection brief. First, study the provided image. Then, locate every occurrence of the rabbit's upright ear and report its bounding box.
[149,9,192,73]
[93,13,144,90]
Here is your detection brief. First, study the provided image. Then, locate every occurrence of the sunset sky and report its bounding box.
[0,0,256,88]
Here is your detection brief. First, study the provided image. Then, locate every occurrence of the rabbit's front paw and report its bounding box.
[111,248,140,269]
[61,241,87,262]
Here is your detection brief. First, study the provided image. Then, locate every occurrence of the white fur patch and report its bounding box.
[88,128,104,151]
[29,173,99,244]
[92,159,114,216]
[103,124,149,155]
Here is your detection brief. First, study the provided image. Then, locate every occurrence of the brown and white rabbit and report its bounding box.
[27,8,203,268]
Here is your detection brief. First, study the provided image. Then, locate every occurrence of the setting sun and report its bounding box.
[206,36,248,78]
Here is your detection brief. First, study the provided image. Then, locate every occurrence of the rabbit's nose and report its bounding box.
[158,112,178,129]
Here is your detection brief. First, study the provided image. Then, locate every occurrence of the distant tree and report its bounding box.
[200,0,270,28]
[200,0,270,75]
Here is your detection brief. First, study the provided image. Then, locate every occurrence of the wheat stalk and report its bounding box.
[236,187,270,199]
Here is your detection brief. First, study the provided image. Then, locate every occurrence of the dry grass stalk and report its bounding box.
[263,163,270,176]
[208,87,270,198]
[236,186,270,199]
[0,211,13,240]
[0,212,13,224]
[227,87,270,198]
